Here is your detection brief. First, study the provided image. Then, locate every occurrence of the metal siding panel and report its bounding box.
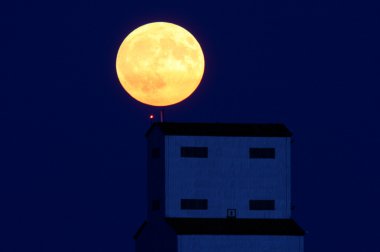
[164,136,291,219]
[286,137,291,217]
[179,235,303,252]
[165,136,171,217]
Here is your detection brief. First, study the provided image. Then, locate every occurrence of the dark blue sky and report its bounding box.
[1,1,379,251]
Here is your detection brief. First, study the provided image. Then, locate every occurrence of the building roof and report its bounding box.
[133,221,147,240]
[146,122,292,137]
[134,218,304,239]
[165,218,304,236]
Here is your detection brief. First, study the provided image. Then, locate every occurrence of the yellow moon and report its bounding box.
[116,22,205,106]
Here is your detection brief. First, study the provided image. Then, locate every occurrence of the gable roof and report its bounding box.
[146,122,292,137]
[165,218,304,236]
[133,221,147,240]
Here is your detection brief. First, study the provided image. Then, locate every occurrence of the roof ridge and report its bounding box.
[146,122,292,137]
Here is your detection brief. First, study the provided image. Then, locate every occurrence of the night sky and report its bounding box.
[2,1,380,251]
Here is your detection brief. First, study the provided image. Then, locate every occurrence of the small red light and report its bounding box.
[149,114,154,120]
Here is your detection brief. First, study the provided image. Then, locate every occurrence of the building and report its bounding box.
[134,122,304,252]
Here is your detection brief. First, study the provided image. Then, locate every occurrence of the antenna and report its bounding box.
[160,110,165,122]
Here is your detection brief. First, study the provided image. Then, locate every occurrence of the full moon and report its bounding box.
[116,22,205,106]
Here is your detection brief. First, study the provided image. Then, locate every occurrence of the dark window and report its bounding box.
[181,199,208,210]
[181,147,208,158]
[250,148,275,159]
[249,200,275,210]
[151,148,160,159]
[152,200,160,211]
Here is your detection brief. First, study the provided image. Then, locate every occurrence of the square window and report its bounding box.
[249,148,275,159]
[181,147,208,158]
[249,200,275,210]
[181,199,208,210]
[151,148,160,159]
[152,200,160,211]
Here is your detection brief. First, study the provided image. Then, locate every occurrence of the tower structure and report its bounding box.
[134,122,304,252]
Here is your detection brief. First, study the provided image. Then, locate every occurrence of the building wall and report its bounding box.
[165,136,291,219]
[147,127,166,220]
[178,235,303,252]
